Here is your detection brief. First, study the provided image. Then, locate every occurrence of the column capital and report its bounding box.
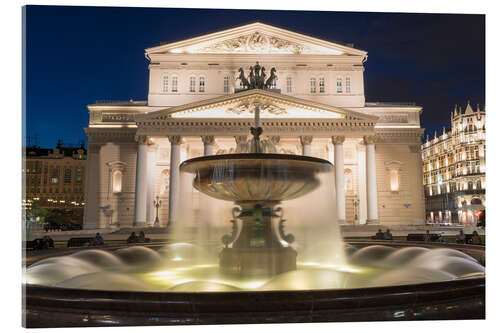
[363,135,377,145]
[234,135,248,144]
[201,135,216,146]
[269,135,280,145]
[168,135,182,145]
[135,135,155,145]
[300,135,313,146]
[331,135,346,145]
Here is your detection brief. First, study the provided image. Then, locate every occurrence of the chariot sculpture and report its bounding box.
[238,61,277,90]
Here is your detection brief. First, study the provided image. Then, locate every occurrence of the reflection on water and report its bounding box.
[25,244,484,292]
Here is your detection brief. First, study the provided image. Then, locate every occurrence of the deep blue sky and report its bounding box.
[25,6,485,148]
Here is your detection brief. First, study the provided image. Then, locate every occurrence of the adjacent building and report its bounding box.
[83,22,425,230]
[421,102,486,226]
[23,141,87,226]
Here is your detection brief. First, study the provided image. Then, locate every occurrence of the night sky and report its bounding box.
[24,6,485,148]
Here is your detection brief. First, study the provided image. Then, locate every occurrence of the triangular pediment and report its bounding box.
[137,89,377,122]
[146,22,366,56]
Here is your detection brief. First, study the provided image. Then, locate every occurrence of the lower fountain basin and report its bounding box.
[180,153,332,202]
[23,241,485,327]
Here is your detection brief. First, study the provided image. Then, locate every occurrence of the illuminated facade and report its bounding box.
[421,102,486,225]
[23,142,87,225]
[83,23,425,229]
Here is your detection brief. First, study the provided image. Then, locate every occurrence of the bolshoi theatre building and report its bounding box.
[83,23,425,230]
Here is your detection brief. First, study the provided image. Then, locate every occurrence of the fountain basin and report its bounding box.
[23,241,485,327]
[180,153,332,202]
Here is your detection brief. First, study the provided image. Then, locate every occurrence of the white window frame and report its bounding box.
[286,76,292,93]
[310,78,316,93]
[319,77,325,93]
[172,76,178,92]
[336,77,342,93]
[162,75,168,93]
[345,76,351,93]
[199,77,205,92]
[223,76,229,93]
[189,76,196,93]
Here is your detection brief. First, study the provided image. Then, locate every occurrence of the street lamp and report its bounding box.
[352,196,359,224]
[154,196,162,226]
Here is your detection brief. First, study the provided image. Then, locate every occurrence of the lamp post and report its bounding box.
[352,196,359,225]
[154,196,161,226]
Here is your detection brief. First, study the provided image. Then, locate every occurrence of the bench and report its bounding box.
[24,238,54,250]
[406,233,443,242]
[67,237,94,248]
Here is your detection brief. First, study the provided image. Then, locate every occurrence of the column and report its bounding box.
[201,135,216,156]
[146,144,158,226]
[133,136,149,227]
[168,135,182,226]
[356,143,367,225]
[332,136,346,224]
[300,136,313,156]
[364,135,379,224]
[269,136,280,153]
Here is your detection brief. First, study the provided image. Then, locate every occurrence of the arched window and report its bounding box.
[199,77,205,92]
[189,76,196,92]
[286,76,292,93]
[172,76,178,92]
[471,198,482,205]
[112,170,122,193]
[310,78,316,93]
[160,169,170,194]
[385,160,402,192]
[223,76,229,93]
[319,77,325,93]
[162,75,168,92]
[476,180,482,190]
[344,168,353,191]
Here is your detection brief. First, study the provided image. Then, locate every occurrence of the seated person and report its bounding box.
[127,232,138,244]
[93,232,104,246]
[42,235,54,249]
[375,229,384,240]
[456,230,466,244]
[383,229,393,240]
[471,231,483,245]
[138,231,150,243]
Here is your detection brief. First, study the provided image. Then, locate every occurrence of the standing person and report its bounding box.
[424,230,432,242]
[456,230,466,244]
[93,232,104,246]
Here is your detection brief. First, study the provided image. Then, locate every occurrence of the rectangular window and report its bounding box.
[319,78,325,93]
[346,77,351,93]
[336,77,342,93]
[189,77,196,92]
[310,78,316,93]
[162,76,168,92]
[199,77,205,92]
[76,167,83,184]
[172,77,178,92]
[64,168,72,184]
[224,76,229,93]
[286,76,292,93]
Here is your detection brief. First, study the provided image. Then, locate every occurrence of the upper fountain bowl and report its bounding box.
[180,153,332,203]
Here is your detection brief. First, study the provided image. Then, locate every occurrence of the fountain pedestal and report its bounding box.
[220,202,297,276]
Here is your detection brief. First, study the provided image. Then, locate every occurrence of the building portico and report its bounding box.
[83,22,425,230]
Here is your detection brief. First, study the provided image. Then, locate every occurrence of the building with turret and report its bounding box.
[421,102,485,225]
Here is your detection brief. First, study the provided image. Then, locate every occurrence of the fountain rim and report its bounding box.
[180,153,332,173]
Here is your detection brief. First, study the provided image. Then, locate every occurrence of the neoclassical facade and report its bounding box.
[83,23,425,229]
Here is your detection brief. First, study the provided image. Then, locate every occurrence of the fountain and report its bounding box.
[23,66,485,327]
